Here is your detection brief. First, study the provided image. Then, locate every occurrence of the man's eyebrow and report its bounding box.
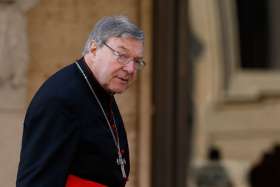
[116,46,129,52]
[116,46,144,58]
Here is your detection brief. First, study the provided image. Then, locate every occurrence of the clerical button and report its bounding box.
[111,124,116,129]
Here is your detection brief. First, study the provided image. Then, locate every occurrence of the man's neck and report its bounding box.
[82,54,115,95]
[84,54,94,73]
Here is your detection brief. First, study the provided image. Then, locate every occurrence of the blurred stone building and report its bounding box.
[1,0,280,187]
[190,0,280,187]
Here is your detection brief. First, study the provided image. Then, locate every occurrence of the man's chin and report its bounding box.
[112,89,126,94]
[112,85,129,94]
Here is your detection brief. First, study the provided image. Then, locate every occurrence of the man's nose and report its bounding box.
[123,61,136,73]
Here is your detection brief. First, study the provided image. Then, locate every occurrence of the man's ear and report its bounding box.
[90,40,98,55]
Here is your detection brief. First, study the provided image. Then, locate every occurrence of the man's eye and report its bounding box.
[119,54,129,60]
[135,59,144,64]
[134,60,141,64]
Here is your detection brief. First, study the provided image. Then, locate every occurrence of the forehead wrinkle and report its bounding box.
[115,46,128,52]
[115,45,144,59]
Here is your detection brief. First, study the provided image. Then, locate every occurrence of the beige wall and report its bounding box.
[0,0,152,187]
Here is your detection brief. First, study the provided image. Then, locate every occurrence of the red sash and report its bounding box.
[66,175,107,187]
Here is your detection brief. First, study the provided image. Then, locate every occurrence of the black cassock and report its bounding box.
[16,57,130,187]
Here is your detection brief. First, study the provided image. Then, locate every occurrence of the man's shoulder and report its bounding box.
[29,62,83,105]
[45,63,77,87]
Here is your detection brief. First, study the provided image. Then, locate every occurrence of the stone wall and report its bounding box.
[0,0,153,187]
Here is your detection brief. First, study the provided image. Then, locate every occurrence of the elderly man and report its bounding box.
[16,16,145,187]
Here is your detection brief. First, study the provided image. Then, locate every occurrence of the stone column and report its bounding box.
[0,0,39,186]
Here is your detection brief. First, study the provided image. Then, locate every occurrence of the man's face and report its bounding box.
[92,37,144,94]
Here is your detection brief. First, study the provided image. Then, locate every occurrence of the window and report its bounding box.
[236,0,280,70]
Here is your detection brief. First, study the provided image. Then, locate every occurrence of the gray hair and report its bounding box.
[82,16,144,55]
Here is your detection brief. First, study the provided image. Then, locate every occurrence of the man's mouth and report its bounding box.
[117,77,129,83]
